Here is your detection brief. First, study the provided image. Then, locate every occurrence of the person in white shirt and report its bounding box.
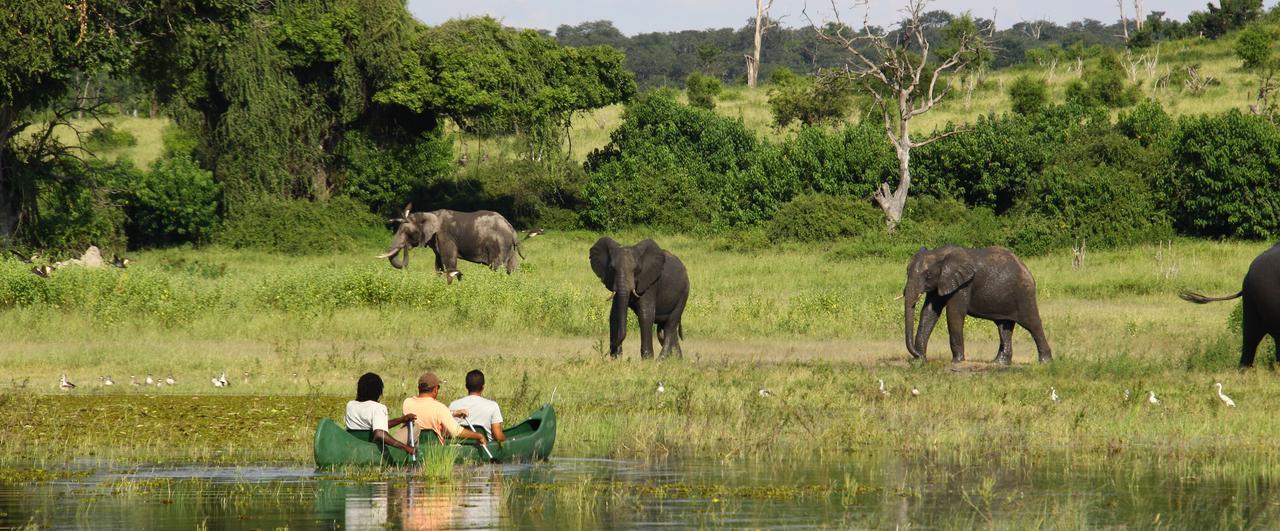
[345,372,417,454]
[448,370,506,443]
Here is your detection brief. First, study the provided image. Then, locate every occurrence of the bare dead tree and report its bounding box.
[1134,0,1145,31]
[1116,0,1130,42]
[1020,19,1046,41]
[806,0,986,230]
[745,0,777,88]
[1072,239,1086,270]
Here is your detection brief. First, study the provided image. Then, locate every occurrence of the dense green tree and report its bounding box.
[685,72,721,109]
[1008,75,1049,115]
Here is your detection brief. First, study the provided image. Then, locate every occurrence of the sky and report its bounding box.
[407,1,1226,35]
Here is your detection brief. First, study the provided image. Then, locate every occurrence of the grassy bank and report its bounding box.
[0,233,1270,473]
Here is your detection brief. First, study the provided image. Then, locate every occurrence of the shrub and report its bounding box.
[779,123,895,198]
[1008,75,1048,115]
[583,92,766,231]
[1064,51,1142,108]
[1016,165,1173,249]
[84,123,138,152]
[217,197,381,255]
[335,130,453,216]
[766,194,880,242]
[685,72,721,110]
[161,124,199,158]
[1234,23,1278,69]
[769,65,800,86]
[767,75,856,128]
[1115,100,1174,147]
[30,159,129,253]
[124,154,222,248]
[1161,110,1280,239]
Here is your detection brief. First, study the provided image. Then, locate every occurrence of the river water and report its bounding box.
[1,455,1276,528]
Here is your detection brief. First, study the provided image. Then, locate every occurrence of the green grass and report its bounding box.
[0,233,1270,475]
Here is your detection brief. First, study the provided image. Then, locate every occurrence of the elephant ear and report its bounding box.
[633,239,668,295]
[937,253,976,296]
[589,237,619,289]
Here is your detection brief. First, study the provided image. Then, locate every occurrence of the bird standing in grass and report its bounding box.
[656,382,665,394]
[1123,389,1131,402]
[1215,383,1236,408]
[145,374,155,386]
[758,388,773,398]
[212,371,229,388]
[910,386,920,397]
[59,374,75,391]
[877,378,889,396]
[1050,387,1059,402]
[1148,391,1160,406]
[102,375,114,386]
[165,375,176,386]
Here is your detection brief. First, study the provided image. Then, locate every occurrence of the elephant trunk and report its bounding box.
[388,246,409,269]
[609,290,629,357]
[904,286,922,359]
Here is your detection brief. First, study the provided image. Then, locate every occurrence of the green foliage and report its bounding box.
[583,92,765,231]
[84,123,138,152]
[217,197,380,255]
[1161,110,1280,239]
[1234,23,1279,69]
[767,75,856,128]
[123,154,222,248]
[1007,75,1048,115]
[769,66,800,86]
[160,124,199,158]
[27,158,129,253]
[334,130,453,216]
[1189,0,1264,39]
[424,17,636,160]
[778,123,895,198]
[685,72,721,110]
[1116,101,1174,147]
[1018,165,1173,249]
[1064,51,1142,108]
[766,194,880,243]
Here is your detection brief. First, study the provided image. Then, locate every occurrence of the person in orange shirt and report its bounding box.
[400,372,488,446]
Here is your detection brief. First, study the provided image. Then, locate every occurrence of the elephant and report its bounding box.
[903,245,1052,364]
[1181,243,1280,368]
[589,237,689,359]
[379,205,536,283]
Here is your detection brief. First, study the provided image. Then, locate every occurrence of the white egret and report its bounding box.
[1050,387,1059,402]
[1148,391,1160,405]
[656,382,665,394]
[1215,382,1236,408]
[877,378,889,396]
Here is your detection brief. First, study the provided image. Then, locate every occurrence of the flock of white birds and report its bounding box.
[59,371,231,391]
[650,378,1240,409]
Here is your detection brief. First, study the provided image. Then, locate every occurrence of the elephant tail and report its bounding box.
[1179,290,1242,304]
[516,228,544,260]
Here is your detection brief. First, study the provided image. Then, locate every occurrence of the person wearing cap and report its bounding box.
[400,371,488,446]
[345,372,418,454]
[448,370,506,443]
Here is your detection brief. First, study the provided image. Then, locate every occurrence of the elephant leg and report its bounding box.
[994,320,1014,365]
[913,295,946,359]
[433,250,444,275]
[1241,305,1264,368]
[944,303,967,363]
[1020,314,1052,363]
[638,311,656,360]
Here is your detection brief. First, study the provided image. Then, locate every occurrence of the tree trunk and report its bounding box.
[0,104,19,238]
[1117,0,1130,42]
[876,141,911,232]
[747,0,765,88]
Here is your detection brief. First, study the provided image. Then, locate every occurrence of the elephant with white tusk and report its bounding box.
[380,204,533,283]
[590,237,689,359]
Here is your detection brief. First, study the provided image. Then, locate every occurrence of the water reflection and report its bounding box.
[1,455,1278,528]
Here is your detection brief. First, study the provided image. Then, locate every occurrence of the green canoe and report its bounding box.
[313,403,556,468]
